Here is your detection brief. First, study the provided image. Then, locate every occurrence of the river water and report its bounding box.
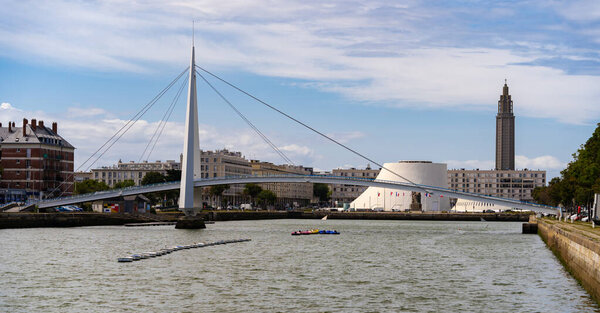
[1,219,598,312]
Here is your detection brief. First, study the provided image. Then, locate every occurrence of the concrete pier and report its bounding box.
[175,216,206,229]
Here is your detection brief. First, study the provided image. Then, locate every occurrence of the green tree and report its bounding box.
[74,179,110,195]
[165,169,181,182]
[141,172,167,185]
[209,184,230,207]
[257,189,276,207]
[113,179,135,189]
[243,183,262,204]
[313,183,330,202]
[533,123,600,210]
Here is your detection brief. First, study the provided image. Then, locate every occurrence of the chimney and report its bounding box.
[12,122,15,128]
[23,118,28,137]
[8,121,11,132]
[52,122,57,133]
[39,120,44,129]
[31,119,37,131]
[0,122,2,128]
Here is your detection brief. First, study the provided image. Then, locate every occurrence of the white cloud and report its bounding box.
[1,102,14,110]
[66,107,110,118]
[3,103,319,170]
[445,159,495,170]
[515,155,566,170]
[445,155,566,174]
[1,1,600,124]
[280,144,314,157]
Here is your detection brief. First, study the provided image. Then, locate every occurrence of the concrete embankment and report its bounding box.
[0,211,530,229]
[0,213,163,229]
[537,218,600,304]
[206,211,531,222]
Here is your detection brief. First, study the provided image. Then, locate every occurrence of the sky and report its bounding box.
[1,0,600,179]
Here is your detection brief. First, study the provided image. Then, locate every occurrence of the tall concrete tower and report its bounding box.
[495,80,515,170]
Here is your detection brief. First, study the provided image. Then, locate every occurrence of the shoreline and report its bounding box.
[0,211,531,229]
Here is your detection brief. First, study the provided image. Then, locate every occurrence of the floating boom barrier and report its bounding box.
[117,238,251,262]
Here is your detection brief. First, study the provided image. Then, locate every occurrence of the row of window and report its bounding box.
[449,172,545,178]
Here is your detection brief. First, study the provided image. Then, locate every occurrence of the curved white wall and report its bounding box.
[350,161,450,211]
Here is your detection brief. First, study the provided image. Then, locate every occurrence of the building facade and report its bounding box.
[250,160,313,207]
[0,119,75,200]
[447,168,546,202]
[199,149,252,204]
[91,159,180,187]
[330,165,380,205]
[496,81,515,170]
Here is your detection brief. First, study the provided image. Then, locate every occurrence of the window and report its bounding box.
[16,148,20,152]
[16,160,20,164]
[26,149,31,158]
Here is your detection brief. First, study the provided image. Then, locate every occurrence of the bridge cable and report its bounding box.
[138,75,188,162]
[146,76,188,161]
[196,70,295,165]
[195,65,430,193]
[47,67,189,199]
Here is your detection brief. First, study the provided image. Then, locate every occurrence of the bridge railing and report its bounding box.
[32,174,559,211]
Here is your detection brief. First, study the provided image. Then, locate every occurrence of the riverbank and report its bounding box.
[0,212,165,229]
[537,217,600,305]
[205,210,532,222]
[0,211,532,229]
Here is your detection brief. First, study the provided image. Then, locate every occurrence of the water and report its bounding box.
[0,219,598,312]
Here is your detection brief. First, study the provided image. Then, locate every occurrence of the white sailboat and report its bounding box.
[322,215,328,221]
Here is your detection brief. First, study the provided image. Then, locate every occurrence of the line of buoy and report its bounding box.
[117,238,251,262]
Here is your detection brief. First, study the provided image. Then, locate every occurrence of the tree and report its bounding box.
[209,184,230,207]
[113,179,135,189]
[313,183,330,202]
[74,179,110,195]
[243,183,262,204]
[533,123,600,210]
[141,171,167,185]
[141,172,173,206]
[257,189,276,208]
[165,169,181,182]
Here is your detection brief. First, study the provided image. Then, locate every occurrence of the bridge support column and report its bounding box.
[178,43,203,225]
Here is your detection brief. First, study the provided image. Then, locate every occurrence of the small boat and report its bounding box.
[322,215,328,221]
[118,257,133,262]
[291,229,340,235]
[131,254,141,261]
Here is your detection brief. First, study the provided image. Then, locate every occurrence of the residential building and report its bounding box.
[250,160,313,206]
[330,165,381,205]
[91,159,180,187]
[447,168,546,202]
[199,149,252,204]
[0,119,74,200]
[74,171,93,183]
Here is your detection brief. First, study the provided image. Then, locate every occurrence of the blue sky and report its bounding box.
[2,0,600,179]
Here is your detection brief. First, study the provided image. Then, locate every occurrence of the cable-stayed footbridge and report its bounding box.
[33,43,560,216]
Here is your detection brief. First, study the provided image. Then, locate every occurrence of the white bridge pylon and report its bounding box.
[179,44,202,215]
[36,175,560,215]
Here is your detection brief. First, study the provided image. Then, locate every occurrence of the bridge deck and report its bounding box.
[34,175,559,214]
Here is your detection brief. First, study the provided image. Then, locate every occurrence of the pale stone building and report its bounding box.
[447,168,546,203]
[330,165,380,205]
[91,159,180,187]
[250,160,313,206]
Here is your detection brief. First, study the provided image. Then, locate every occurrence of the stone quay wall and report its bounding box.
[538,219,600,304]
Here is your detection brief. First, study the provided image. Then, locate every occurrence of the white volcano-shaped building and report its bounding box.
[350,161,450,211]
